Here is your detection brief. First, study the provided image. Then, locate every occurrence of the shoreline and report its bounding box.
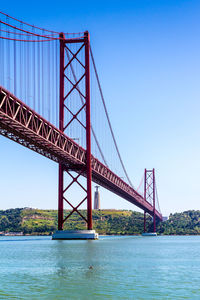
[1,233,200,237]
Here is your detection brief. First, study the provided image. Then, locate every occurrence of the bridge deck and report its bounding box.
[0,86,162,220]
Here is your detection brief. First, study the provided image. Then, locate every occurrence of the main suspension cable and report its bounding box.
[136,174,144,194]
[0,10,84,36]
[155,181,161,213]
[90,46,134,188]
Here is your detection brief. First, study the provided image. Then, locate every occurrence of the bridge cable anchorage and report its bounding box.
[90,46,134,188]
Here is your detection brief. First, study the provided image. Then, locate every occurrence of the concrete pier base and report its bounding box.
[52,230,99,240]
[142,232,157,236]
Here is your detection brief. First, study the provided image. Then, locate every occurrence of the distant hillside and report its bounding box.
[0,208,200,235]
[157,210,200,235]
[0,208,153,235]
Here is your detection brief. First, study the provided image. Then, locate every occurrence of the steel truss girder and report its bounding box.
[0,86,162,220]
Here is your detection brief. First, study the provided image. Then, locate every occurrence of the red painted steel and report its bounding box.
[153,168,156,232]
[0,86,162,221]
[84,31,92,230]
[0,14,162,230]
[58,164,64,230]
[57,32,93,230]
[144,168,158,231]
[58,33,65,230]
[144,211,146,233]
[144,168,147,232]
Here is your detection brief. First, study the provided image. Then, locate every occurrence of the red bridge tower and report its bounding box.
[57,31,94,237]
[143,168,156,234]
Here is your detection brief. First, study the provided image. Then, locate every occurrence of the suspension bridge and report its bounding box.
[0,11,162,239]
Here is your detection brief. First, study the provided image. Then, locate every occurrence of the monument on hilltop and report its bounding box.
[94,186,100,210]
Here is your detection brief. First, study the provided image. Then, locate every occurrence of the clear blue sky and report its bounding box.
[0,0,200,216]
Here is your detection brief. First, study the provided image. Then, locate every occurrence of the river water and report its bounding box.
[0,235,199,299]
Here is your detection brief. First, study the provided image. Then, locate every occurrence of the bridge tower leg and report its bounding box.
[58,32,65,231]
[143,168,157,236]
[144,211,146,233]
[53,31,97,239]
[85,32,92,230]
[153,168,156,233]
[143,168,147,233]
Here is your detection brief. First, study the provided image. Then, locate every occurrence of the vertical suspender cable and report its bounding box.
[48,37,50,121]
[38,35,40,114]
[27,33,30,105]
[13,28,16,95]
[51,34,54,125]
[23,34,26,101]
[0,22,2,86]
[32,26,35,110]
[25,35,28,103]
[55,38,58,128]
[7,16,10,91]
[42,30,44,117]
[20,22,23,100]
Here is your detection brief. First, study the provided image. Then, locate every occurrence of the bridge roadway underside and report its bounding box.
[0,86,162,221]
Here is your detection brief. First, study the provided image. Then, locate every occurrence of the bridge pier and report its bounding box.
[144,211,146,233]
[52,230,98,240]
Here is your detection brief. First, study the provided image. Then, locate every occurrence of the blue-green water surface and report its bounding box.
[0,235,200,299]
